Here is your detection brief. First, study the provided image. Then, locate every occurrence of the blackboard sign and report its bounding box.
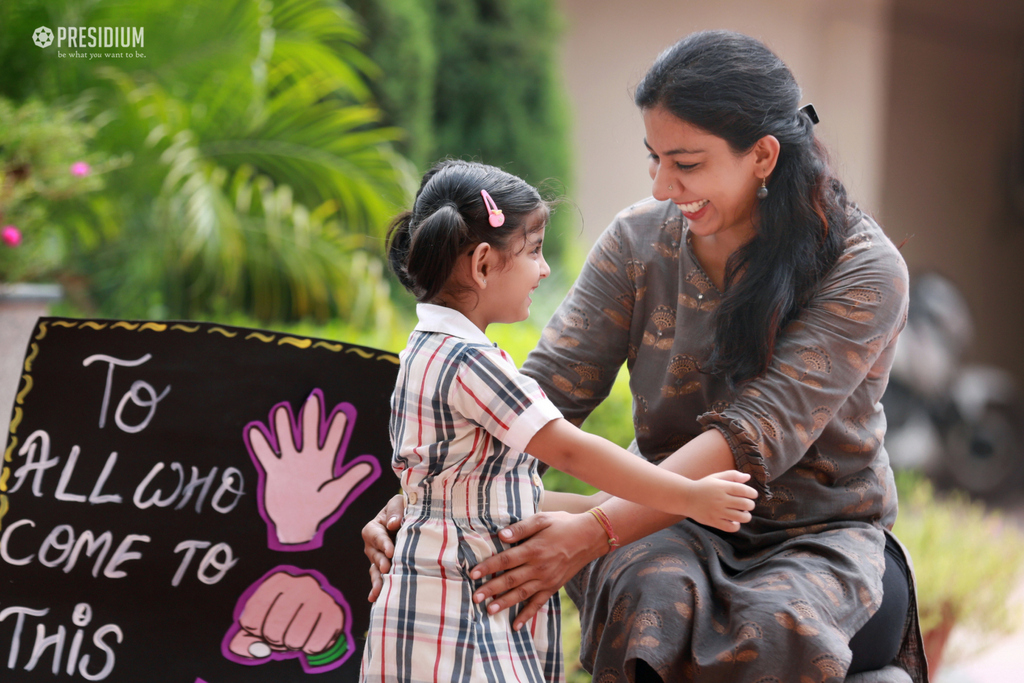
[1,318,401,682]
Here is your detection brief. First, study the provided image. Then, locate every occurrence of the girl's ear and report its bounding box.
[469,242,492,288]
[754,134,781,178]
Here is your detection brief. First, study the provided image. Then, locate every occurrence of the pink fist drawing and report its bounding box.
[222,567,354,673]
[245,389,381,551]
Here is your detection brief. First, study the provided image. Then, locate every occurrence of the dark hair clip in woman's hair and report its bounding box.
[480,189,505,227]
[800,103,819,125]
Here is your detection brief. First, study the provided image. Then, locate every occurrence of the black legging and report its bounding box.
[634,534,909,681]
[846,534,909,674]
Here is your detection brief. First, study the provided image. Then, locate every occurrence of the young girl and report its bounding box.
[360,160,756,683]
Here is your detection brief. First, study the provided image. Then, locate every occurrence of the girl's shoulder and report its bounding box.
[457,340,520,375]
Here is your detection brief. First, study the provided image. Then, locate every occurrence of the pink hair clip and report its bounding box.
[480,189,505,227]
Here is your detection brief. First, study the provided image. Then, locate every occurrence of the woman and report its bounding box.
[364,30,926,683]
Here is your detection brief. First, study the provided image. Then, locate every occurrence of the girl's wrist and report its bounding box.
[679,475,697,517]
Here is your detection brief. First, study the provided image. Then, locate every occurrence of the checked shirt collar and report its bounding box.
[414,303,494,346]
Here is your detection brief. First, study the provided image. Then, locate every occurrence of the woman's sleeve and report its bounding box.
[449,345,563,454]
[697,229,910,498]
[522,219,637,426]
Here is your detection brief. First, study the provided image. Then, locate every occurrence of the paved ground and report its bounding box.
[934,595,1024,682]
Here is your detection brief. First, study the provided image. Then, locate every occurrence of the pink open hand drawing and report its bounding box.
[245,389,381,551]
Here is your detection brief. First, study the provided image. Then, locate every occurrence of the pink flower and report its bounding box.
[70,161,91,177]
[2,225,21,247]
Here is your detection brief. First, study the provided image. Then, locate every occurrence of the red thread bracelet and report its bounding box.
[588,506,621,548]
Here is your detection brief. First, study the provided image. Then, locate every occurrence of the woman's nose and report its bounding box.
[651,168,676,201]
[540,255,550,278]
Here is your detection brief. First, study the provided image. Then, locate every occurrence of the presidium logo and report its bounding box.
[32,27,53,48]
[32,25,145,58]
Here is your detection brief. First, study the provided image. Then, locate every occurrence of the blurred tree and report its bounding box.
[429,1,570,193]
[0,0,413,326]
[351,0,575,263]
[347,0,437,171]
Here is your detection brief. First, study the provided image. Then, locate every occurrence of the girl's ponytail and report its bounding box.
[386,211,416,293]
[406,203,469,302]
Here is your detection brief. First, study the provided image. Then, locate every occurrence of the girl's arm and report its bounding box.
[525,418,754,525]
[541,490,609,514]
[592,429,738,541]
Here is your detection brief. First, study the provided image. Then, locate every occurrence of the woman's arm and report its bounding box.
[470,429,738,629]
[694,220,910,498]
[520,220,635,426]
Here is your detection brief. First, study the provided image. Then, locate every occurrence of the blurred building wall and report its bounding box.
[881,0,1024,382]
[558,0,893,237]
[559,0,1024,384]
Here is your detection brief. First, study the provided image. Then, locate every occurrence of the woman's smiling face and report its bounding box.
[643,105,763,242]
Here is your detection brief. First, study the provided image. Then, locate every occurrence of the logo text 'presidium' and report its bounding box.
[56,27,144,49]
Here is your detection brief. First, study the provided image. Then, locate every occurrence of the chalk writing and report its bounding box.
[82,354,170,433]
[0,602,122,679]
[171,540,238,587]
[1,519,149,579]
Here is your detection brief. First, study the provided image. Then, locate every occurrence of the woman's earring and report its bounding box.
[756,177,768,200]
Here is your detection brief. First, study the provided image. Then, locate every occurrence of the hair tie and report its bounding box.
[799,103,819,125]
[480,189,505,227]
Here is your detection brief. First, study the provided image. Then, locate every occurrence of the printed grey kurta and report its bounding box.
[521,197,927,683]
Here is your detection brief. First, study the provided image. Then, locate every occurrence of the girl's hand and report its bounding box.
[468,510,607,631]
[361,494,405,602]
[684,470,757,532]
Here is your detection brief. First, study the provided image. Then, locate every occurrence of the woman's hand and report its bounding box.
[469,510,607,631]
[361,494,405,602]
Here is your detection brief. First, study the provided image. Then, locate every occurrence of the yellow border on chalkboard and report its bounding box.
[0,318,398,532]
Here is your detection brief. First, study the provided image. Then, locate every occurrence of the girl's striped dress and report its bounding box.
[360,304,565,683]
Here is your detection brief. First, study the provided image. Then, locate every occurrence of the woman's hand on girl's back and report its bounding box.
[362,494,405,602]
[683,470,757,532]
[469,510,609,631]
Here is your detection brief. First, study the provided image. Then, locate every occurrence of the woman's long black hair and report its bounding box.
[635,30,852,386]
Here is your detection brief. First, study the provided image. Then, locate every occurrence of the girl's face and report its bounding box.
[643,106,763,243]
[486,208,551,325]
